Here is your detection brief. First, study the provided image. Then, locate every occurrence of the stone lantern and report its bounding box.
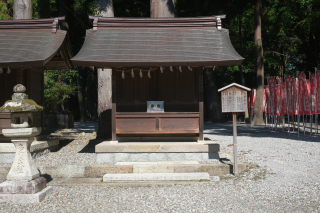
[0,85,52,203]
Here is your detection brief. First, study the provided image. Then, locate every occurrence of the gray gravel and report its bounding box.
[0,122,319,212]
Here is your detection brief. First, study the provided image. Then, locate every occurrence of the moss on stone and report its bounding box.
[0,99,43,112]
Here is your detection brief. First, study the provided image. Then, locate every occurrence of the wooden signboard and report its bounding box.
[218,83,250,175]
[221,86,248,112]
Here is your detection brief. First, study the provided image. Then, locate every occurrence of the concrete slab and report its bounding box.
[96,153,220,164]
[38,165,85,178]
[84,165,132,178]
[96,142,220,153]
[0,186,52,203]
[115,161,199,165]
[103,173,210,182]
[133,165,175,173]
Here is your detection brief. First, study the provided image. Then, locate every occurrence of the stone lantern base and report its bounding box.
[0,178,52,203]
[0,128,52,203]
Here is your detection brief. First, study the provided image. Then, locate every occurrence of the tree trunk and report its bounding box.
[58,0,69,30]
[14,0,32,19]
[77,67,86,122]
[204,68,224,122]
[251,0,265,125]
[86,67,98,121]
[96,0,114,139]
[150,0,176,18]
[96,0,114,17]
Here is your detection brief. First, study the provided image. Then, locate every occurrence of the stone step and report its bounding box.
[103,173,210,182]
[115,161,199,165]
[0,163,247,179]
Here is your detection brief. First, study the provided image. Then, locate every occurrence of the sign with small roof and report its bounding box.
[218,83,251,113]
[218,83,250,175]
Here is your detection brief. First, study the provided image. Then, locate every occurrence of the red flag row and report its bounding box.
[252,70,320,116]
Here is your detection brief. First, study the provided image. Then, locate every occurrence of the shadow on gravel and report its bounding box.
[79,139,102,153]
[205,122,320,143]
[50,139,73,152]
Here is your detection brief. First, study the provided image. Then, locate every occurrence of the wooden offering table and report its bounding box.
[116,112,199,135]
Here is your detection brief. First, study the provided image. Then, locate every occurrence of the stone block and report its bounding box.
[84,165,132,178]
[116,161,199,165]
[174,164,230,176]
[103,173,210,182]
[38,165,85,178]
[96,142,220,153]
[96,153,219,164]
[0,177,46,194]
[0,186,52,203]
[133,165,175,173]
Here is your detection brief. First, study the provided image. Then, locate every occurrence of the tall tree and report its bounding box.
[251,0,264,125]
[86,67,98,120]
[204,67,224,122]
[14,0,32,19]
[96,0,114,139]
[150,0,176,18]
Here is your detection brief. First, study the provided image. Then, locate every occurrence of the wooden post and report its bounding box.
[198,69,204,141]
[233,112,238,175]
[97,68,112,139]
[111,68,117,142]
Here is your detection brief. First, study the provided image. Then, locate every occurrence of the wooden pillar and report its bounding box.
[198,68,204,141]
[97,68,112,139]
[111,68,117,142]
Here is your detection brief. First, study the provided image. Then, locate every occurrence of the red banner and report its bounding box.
[268,77,276,116]
[285,76,294,116]
[316,70,320,113]
[265,86,269,115]
[275,85,281,116]
[310,74,316,114]
[279,78,287,115]
[293,80,298,115]
[298,73,305,115]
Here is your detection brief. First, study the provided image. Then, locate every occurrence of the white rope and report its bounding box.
[7,67,11,74]
[139,70,143,78]
[179,66,182,73]
[121,70,125,79]
[148,69,151,78]
[160,66,164,73]
[170,66,173,72]
[131,69,134,78]
[188,66,192,71]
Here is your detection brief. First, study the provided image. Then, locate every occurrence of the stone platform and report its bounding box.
[0,135,59,163]
[96,142,220,164]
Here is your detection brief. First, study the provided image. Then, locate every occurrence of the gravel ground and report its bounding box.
[0,122,319,212]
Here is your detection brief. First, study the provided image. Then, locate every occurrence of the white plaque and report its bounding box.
[221,86,247,112]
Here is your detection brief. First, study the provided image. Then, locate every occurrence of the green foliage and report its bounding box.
[0,0,13,20]
[44,70,78,114]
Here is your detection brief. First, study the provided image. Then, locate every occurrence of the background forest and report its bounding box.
[1,0,319,122]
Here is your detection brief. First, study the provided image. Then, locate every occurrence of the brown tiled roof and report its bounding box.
[71,16,244,67]
[0,17,73,69]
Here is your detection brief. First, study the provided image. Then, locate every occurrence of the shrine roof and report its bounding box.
[71,15,244,67]
[0,17,73,69]
[218,83,251,92]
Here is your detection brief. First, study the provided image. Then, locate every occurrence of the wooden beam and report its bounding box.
[112,68,117,141]
[199,68,204,141]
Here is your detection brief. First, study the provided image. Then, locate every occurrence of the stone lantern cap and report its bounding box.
[0,84,43,113]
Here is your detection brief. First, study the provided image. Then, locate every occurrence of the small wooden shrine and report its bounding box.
[0,17,74,139]
[71,15,244,142]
